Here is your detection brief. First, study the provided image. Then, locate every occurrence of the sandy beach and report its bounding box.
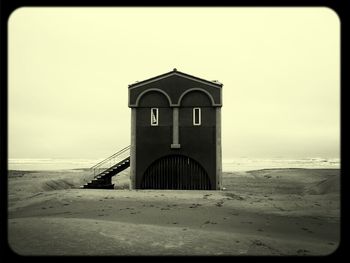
[8,168,340,256]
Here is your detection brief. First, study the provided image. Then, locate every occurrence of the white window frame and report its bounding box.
[151,108,159,126]
[193,107,201,126]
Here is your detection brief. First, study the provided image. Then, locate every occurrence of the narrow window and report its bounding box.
[193,108,201,126]
[151,108,158,126]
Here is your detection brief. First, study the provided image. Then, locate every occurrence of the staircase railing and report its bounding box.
[91,145,130,178]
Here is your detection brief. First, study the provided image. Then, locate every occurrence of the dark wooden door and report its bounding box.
[141,155,211,190]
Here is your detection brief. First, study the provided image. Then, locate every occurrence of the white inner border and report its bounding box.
[193,107,201,126]
[151,108,159,126]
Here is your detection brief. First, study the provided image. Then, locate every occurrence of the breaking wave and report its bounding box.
[8,157,340,171]
[222,158,340,172]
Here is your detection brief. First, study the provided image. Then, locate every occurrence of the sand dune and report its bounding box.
[8,168,340,256]
[9,216,336,256]
[305,174,340,195]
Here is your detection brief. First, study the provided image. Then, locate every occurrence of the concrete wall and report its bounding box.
[129,74,222,107]
[129,72,222,190]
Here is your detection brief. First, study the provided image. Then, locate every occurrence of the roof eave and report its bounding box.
[128,70,223,89]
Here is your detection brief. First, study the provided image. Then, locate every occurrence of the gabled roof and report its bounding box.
[128,68,223,89]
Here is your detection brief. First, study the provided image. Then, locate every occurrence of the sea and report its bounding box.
[8,157,340,171]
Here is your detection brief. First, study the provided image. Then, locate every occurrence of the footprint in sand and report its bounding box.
[215,201,224,207]
[189,204,201,208]
[41,207,46,210]
[251,240,281,255]
[252,240,264,246]
[296,249,309,255]
[203,220,217,225]
[203,194,212,199]
[301,227,313,234]
[257,228,264,232]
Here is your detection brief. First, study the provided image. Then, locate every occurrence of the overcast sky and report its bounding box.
[8,7,340,160]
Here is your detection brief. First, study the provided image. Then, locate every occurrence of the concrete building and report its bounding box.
[128,69,223,190]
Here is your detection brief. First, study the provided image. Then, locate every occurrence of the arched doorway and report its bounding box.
[140,155,211,190]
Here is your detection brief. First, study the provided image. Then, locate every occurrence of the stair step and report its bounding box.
[83,183,115,189]
[87,158,130,187]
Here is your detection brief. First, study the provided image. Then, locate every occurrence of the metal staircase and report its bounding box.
[83,146,130,189]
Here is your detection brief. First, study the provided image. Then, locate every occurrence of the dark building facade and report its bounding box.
[128,69,223,190]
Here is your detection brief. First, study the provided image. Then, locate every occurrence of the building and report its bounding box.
[128,69,223,190]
